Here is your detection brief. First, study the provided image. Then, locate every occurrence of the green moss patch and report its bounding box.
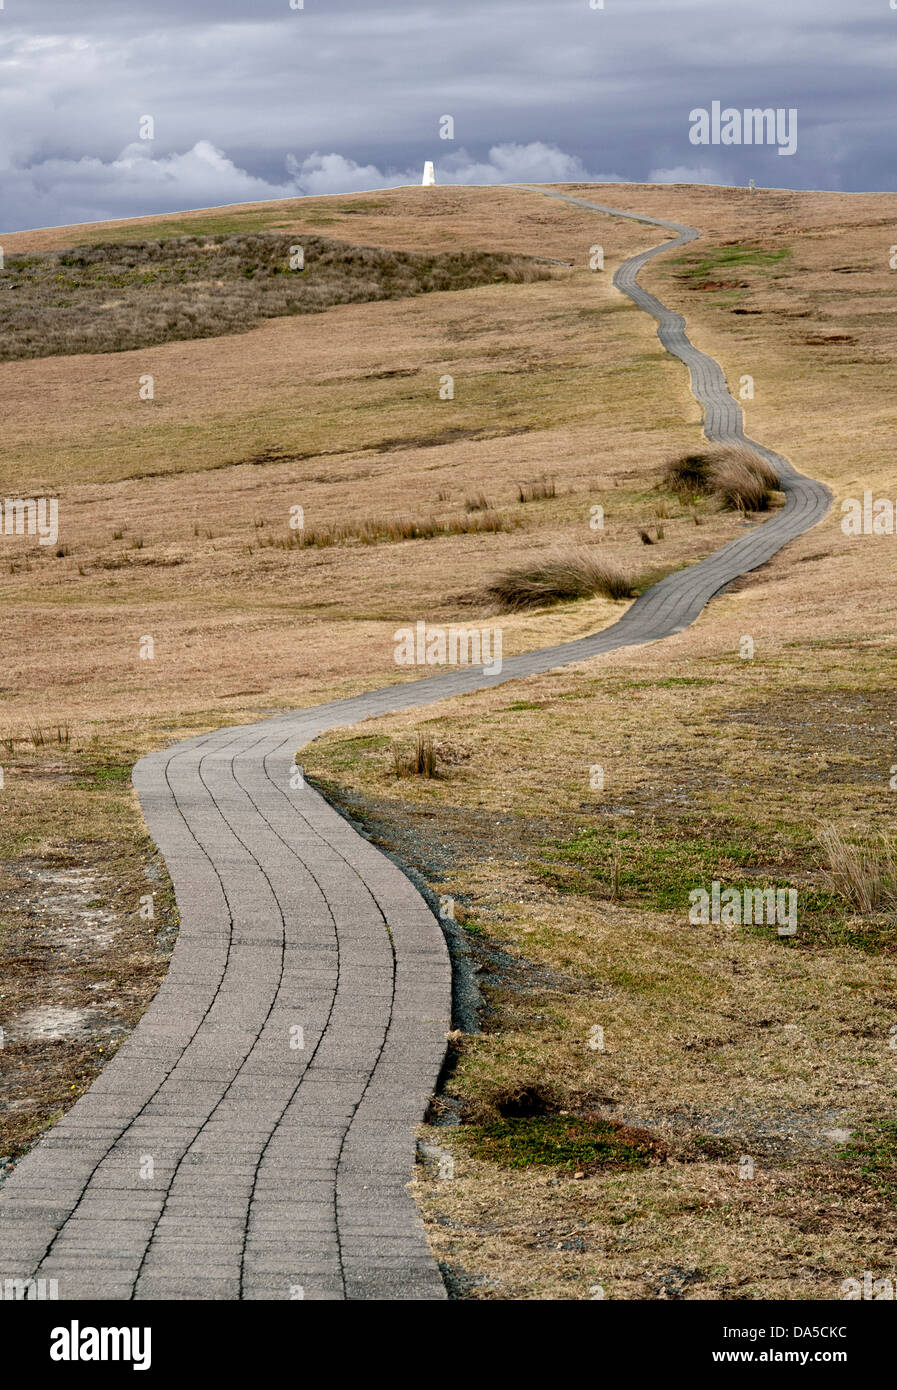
[461,1113,666,1172]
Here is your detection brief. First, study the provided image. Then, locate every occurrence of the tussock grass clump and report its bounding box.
[818,824,897,915]
[464,492,492,513]
[663,443,781,511]
[392,733,440,779]
[517,475,556,503]
[480,549,637,611]
[0,234,554,361]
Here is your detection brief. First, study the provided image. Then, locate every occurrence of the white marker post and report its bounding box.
[422,161,436,186]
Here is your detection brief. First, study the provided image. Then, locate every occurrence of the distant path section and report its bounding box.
[0,189,831,1301]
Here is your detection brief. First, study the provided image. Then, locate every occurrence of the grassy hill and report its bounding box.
[2,181,896,1298]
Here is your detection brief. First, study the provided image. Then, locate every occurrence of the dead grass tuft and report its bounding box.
[818,823,897,914]
[27,724,71,749]
[663,443,781,511]
[392,733,440,779]
[479,549,638,611]
[517,476,556,503]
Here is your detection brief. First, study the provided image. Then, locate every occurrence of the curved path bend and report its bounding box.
[0,189,831,1300]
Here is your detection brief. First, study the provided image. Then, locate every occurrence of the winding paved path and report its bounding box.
[0,189,831,1301]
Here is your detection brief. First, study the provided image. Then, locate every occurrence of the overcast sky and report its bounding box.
[1,0,895,232]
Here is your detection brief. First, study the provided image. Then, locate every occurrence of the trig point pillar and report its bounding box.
[422,161,436,186]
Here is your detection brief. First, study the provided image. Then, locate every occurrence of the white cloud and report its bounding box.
[286,151,397,197]
[3,141,296,231]
[647,164,724,184]
[439,142,624,187]
[3,140,626,233]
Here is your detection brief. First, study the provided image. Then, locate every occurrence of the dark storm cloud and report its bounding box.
[1,0,895,232]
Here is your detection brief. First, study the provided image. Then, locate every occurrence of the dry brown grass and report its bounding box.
[0,186,744,738]
[517,476,557,503]
[24,724,71,749]
[818,824,897,915]
[479,550,639,610]
[392,733,440,779]
[663,443,781,511]
[266,508,519,549]
[0,183,668,261]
